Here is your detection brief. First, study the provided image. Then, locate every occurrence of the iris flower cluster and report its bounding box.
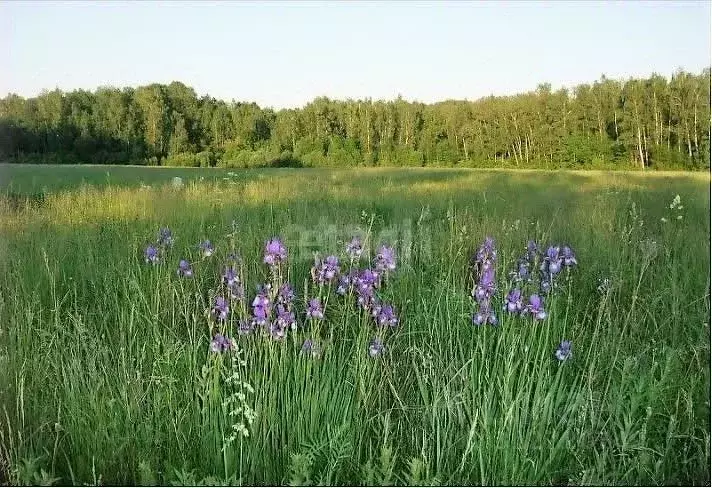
[335,242,399,332]
[504,240,578,321]
[305,240,399,357]
[142,228,402,359]
[143,227,174,264]
[467,235,578,362]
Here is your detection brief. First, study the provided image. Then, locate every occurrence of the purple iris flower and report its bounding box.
[346,237,363,260]
[336,274,352,295]
[473,267,497,301]
[264,238,288,266]
[277,282,295,305]
[311,255,341,284]
[301,339,321,358]
[510,260,529,282]
[306,298,324,320]
[252,284,272,308]
[223,267,239,287]
[199,240,215,258]
[275,304,296,330]
[527,294,547,320]
[223,267,244,299]
[526,240,539,262]
[376,304,399,328]
[368,338,385,358]
[472,304,497,326]
[324,255,340,279]
[158,227,173,247]
[212,297,230,321]
[504,288,524,314]
[358,269,381,288]
[252,305,270,326]
[144,245,159,265]
[561,246,577,267]
[555,340,572,361]
[251,285,272,326]
[177,259,193,277]
[373,246,397,273]
[476,237,497,265]
[543,246,562,275]
[356,284,376,310]
[210,333,233,353]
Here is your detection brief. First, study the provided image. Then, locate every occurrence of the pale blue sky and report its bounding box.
[1,0,710,109]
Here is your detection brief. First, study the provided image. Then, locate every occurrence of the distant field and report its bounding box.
[0,162,709,194]
[0,165,709,485]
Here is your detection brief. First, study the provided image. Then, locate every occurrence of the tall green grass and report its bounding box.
[0,168,709,485]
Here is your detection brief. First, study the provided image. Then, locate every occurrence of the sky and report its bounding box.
[1,0,710,109]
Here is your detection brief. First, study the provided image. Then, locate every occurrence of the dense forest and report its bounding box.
[0,69,709,170]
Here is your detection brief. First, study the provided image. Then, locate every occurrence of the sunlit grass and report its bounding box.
[0,167,709,485]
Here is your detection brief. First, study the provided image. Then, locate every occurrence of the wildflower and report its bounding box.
[199,240,215,258]
[358,269,380,288]
[368,338,385,358]
[561,246,577,267]
[336,273,352,295]
[264,238,287,266]
[252,304,270,326]
[252,284,271,308]
[301,339,321,358]
[660,217,668,223]
[144,246,159,265]
[473,267,496,301]
[504,288,524,314]
[375,304,399,328]
[306,298,324,320]
[373,245,397,273]
[251,285,272,326]
[158,227,173,247]
[210,333,233,353]
[356,283,376,310]
[223,266,245,300]
[177,259,193,277]
[223,267,239,287]
[527,294,547,320]
[275,304,296,330]
[474,236,497,270]
[311,255,341,284]
[543,246,562,275]
[555,340,572,361]
[526,240,539,262]
[346,237,363,260]
[509,259,530,282]
[212,297,230,321]
[472,304,497,326]
[277,282,295,305]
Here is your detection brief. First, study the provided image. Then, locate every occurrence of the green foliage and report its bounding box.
[0,69,709,169]
[0,168,709,485]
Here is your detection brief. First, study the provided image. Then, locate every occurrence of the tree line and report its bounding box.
[0,68,709,170]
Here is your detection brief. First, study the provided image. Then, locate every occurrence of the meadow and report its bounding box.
[0,164,709,486]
